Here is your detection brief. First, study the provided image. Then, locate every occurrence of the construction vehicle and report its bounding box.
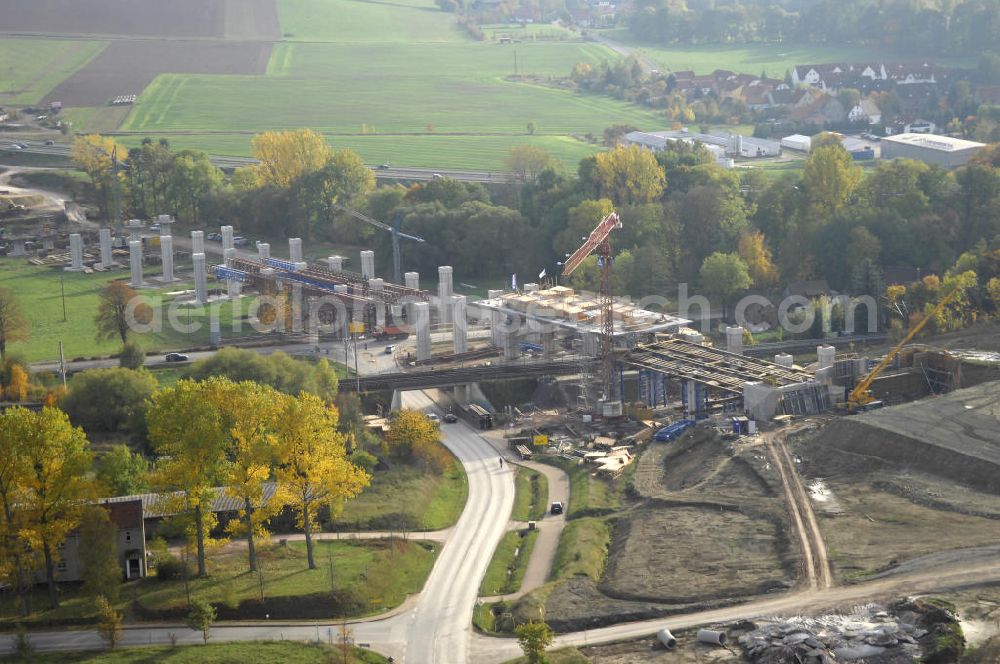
[373,325,410,341]
[331,203,425,284]
[843,287,960,412]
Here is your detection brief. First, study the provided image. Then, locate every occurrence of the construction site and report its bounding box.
[6,191,1000,661]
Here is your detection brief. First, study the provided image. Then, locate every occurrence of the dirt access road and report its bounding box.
[763,424,834,590]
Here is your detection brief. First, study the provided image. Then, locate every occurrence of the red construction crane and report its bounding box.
[561,211,622,399]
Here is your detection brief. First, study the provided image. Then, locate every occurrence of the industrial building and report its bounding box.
[624,128,781,160]
[881,133,986,168]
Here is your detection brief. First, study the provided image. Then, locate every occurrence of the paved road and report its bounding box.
[1,142,514,183]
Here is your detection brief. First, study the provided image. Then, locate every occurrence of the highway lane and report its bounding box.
[1,142,514,183]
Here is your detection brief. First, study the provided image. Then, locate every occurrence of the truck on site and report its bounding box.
[373,325,409,341]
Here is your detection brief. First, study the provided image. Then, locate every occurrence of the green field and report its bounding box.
[0,539,437,625]
[0,38,107,105]
[330,462,468,531]
[0,642,389,663]
[511,465,548,522]
[277,0,466,43]
[0,257,257,363]
[596,29,975,75]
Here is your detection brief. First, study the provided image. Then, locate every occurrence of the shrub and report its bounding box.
[119,341,145,369]
[155,555,189,581]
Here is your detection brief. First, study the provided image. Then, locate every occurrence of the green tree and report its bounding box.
[79,507,123,602]
[97,445,149,497]
[0,287,28,360]
[699,252,752,319]
[71,135,128,223]
[62,367,158,434]
[166,150,223,225]
[185,348,339,402]
[186,598,216,644]
[802,144,862,218]
[274,393,370,569]
[118,340,145,369]
[505,145,558,183]
[592,144,666,205]
[95,595,123,649]
[515,621,554,664]
[95,281,141,346]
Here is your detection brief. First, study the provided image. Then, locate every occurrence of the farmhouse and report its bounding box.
[45,499,148,584]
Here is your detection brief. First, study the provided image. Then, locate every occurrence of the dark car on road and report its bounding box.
[165,352,190,362]
[443,413,458,423]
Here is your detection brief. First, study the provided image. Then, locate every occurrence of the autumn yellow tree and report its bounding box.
[13,407,95,608]
[147,379,230,577]
[71,134,128,223]
[274,393,369,569]
[592,144,666,205]
[5,364,28,402]
[802,144,862,218]
[212,380,283,573]
[0,286,28,360]
[737,230,779,288]
[251,128,332,188]
[0,407,34,615]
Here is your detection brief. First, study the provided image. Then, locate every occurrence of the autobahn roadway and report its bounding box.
[0,141,515,183]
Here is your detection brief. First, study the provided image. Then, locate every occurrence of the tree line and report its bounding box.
[628,0,999,57]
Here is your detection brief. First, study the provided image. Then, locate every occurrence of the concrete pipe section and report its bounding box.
[697,629,727,646]
[657,628,677,650]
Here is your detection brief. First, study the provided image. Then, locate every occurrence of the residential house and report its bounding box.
[768,88,816,109]
[848,98,882,124]
[886,118,936,135]
[45,499,147,584]
[784,280,833,300]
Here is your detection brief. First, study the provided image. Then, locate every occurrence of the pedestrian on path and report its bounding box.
[499,456,504,469]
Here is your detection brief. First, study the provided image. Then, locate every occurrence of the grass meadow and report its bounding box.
[0,37,107,106]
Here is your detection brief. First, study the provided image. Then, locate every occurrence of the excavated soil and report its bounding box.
[602,507,794,603]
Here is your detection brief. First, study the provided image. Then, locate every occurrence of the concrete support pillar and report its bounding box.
[258,242,270,259]
[221,225,234,252]
[414,302,431,362]
[817,345,836,370]
[192,252,207,304]
[223,247,236,262]
[66,233,84,271]
[333,285,349,338]
[371,278,386,328]
[726,326,745,356]
[128,240,144,286]
[328,255,343,272]
[454,384,470,405]
[191,230,204,256]
[210,309,221,346]
[453,295,467,354]
[99,228,113,268]
[438,266,453,324]
[360,250,375,279]
[404,271,419,290]
[160,235,176,282]
[582,332,600,358]
[289,237,303,262]
[542,330,556,360]
[774,353,794,367]
[10,240,26,257]
[42,237,54,251]
[502,329,520,361]
[487,289,503,300]
[390,389,403,412]
[490,310,503,347]
[524,282,539,293]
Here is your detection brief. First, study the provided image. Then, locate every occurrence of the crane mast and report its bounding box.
[562,212,622,401]
[331,203,424,284]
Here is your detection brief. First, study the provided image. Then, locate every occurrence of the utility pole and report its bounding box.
[59,272,67,322]
[514,47,518,76]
